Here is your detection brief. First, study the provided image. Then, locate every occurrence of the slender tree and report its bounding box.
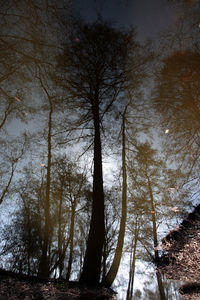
[102,105,128,287]
[0,0,72,206]
[37,72,54,277]
[127,142,176,299]
[126,217,139,300]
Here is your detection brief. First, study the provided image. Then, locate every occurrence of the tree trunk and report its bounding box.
[79,98,105,285]
[147,176,159,264]
[156,270,167,300]
[102,107,127,287]
[58,180,64,278]
[102,237,107,282]
[147,175,166,299]
[66,201,76,281]
[126,226,139,300]
[39,98,53,278]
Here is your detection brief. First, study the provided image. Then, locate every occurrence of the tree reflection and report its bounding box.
[1,0,199,298]
[125,141,183,299]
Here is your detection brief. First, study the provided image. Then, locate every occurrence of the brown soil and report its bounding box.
[159,204,200,299]
[0,270,116,300]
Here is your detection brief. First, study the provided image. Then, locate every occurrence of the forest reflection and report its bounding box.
[0,1,199,299]
[115,263,183,300]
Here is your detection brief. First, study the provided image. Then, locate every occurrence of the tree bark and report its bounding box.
[79,98,105,285]
[39,97,53,278]
[126,226,139,300]
[57,180,64,278]
[66,201,76,281]
[102,107,127,287]
[156,270,167,300]
[147,176,159,264]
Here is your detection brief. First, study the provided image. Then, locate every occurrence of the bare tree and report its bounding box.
[56,20,138,285]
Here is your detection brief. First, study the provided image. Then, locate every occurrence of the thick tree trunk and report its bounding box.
[102,108,127,287]
[79,99,105,285]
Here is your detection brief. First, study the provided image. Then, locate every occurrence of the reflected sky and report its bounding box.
[74,0,176,41]
[0,1,199,299]
[115,258,184,299]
